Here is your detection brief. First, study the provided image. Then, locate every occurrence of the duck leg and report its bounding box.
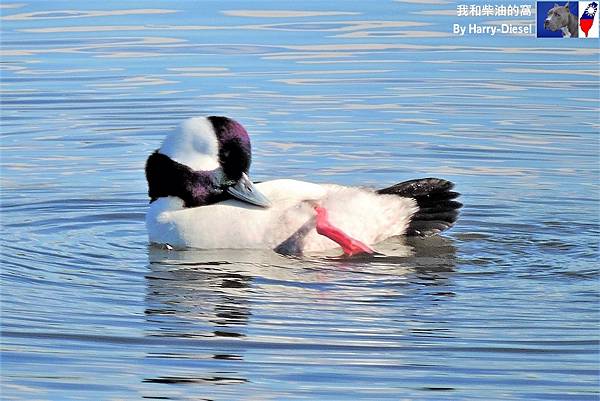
[313,206,374,256]
[274,217,316,256]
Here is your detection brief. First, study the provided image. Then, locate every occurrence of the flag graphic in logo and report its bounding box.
[579,1,599,37]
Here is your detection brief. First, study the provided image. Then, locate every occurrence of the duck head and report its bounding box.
[145,116,271,208]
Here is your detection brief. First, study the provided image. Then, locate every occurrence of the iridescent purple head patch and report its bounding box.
[208,116,252,181]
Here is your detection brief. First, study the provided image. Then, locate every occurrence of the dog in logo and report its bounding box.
[544,2,579,37]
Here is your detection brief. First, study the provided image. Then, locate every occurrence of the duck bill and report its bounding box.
[227,173,271,208]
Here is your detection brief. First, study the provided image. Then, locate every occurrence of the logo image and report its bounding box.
[579,1,599,37]
[537,1,600,37]
[537,1,579,37]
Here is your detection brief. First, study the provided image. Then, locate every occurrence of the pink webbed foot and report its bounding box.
[313,206,375,256]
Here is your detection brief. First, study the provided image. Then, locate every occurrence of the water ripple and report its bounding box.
[2,1,598,400]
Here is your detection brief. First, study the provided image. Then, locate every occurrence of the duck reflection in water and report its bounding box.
[142,237,457,388]
[145,250,258,340]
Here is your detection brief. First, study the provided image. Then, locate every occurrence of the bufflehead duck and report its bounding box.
[145,116,462,254]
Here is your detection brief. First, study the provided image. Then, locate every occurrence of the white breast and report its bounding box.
[146,179,417,252]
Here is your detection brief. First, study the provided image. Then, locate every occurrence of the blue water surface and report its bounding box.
[1,1,599,400]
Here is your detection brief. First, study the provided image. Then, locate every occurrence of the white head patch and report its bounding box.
[159,117,220,171]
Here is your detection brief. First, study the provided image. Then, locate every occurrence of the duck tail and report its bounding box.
[377,178,462,237]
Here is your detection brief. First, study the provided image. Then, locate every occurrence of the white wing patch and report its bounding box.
[301,185,418,252]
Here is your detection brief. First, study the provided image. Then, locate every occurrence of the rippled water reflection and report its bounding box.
[1,1,599,400]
